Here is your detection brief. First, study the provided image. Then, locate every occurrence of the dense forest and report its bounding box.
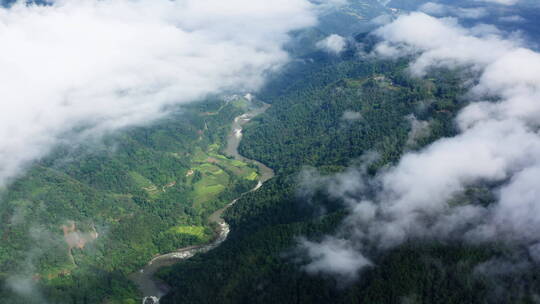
[2,1,540,302]
[158,36,540,304]
[0,96,260,303]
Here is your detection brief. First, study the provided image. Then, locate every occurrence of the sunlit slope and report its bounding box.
[0,98,258,303]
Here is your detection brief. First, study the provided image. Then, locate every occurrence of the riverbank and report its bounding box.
[130,102,275,303]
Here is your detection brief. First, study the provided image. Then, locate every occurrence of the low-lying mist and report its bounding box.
[299,11,540,283]
[0,0,322,187]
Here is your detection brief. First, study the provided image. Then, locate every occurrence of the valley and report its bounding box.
[130,102,275,303]
[2,1,540,303]
[0,96,266,303]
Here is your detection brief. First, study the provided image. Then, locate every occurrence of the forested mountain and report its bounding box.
[1,1,540,303]
[156,3,540,301]
[0,98,260,303]
[159,36,527,304]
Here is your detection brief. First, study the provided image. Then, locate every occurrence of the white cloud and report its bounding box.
[317,34,347,54]
[370,14,393,26]
[299,237,372,281]
[301,12,540,278]
[499,15,525,22]
[476,0,519,5]
[419,2,446,15]
[341,110,363,121]
[405,114,430,147]
[0,0,319,186]
[374,13,516,75]
[419,2,488,19]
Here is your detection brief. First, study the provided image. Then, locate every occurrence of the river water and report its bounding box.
[130,103,275,304]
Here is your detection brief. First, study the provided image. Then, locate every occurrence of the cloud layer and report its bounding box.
[419,2,488,19]
[478,0,519,5]
[301,12,540,280]
[0,0,318,186]
[316,34,347,54]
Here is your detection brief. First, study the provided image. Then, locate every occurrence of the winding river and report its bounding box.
[130,103,274,304]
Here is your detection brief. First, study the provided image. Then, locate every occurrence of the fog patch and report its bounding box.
[298,237,372,282]
[317,34,347,54]
[476,0,519,5]
[0,0,321,187]
[499,15,525,23]
[3,226,66,303]
[405,114,430,147]
[419,2,488,19]
[370,14,393,26]
[341,110,363,121]
[298,13,540,284]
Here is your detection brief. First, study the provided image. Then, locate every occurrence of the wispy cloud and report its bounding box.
[476,0,519,5]
[419,2,488,19]
[0,0,320,186]
[317,34,347,54]
[300,12,540,280]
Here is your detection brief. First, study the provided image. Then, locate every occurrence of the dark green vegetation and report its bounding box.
[240,61,463,174]
[158,38,540,303]
[0,97,259,303]
[1,11,538,304]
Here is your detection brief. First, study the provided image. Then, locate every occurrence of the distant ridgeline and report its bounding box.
[156,34,533,303]
[0,96,260,303]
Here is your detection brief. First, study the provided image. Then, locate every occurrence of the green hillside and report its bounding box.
[0,97,259,303]
[158,40,539,304]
